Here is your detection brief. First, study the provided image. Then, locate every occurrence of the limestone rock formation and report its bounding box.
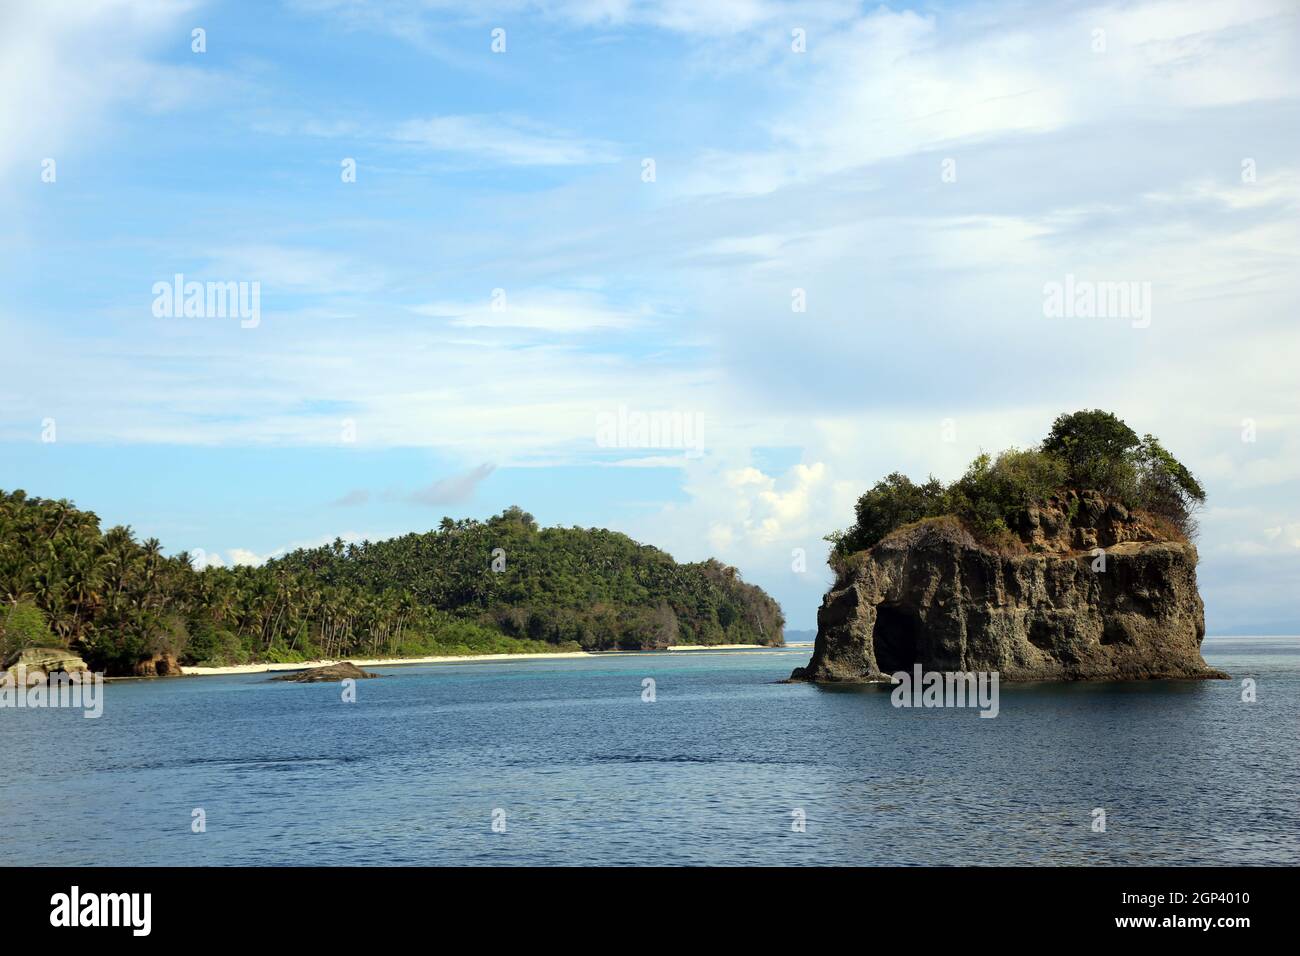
[791,493,1227,683]
[271,662,382,683]
[3,647,91,684]
[132,653,184,677]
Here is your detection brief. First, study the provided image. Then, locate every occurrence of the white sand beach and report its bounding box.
[180,643,781,677]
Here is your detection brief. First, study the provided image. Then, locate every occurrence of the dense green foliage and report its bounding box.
[0,600,57,662]
[1044,411,1206,520]
[0,492,782,673]
[828,410,1205,558]
[827,472,947,556]
[273,506,782,651]
[1042,408,1140,492]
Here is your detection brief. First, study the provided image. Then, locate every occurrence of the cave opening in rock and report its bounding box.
[871,602,924,673]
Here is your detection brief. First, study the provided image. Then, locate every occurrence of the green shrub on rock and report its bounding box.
[0,601,58,661]
[829,411,1203,560]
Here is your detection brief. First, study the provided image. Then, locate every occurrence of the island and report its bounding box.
[792,410,1228,683]
[0,498,783,677]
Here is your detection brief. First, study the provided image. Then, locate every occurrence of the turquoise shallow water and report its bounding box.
[1,637,1296,866]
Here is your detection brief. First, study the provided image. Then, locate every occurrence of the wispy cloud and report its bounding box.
[0,0,197,186]
[201,245,386,295]
[401,464,496,506]
[295,0,859,40]
[412,290,643,332]
[328,465,497,509]
[393,115,618,166]
[331,489,370,507]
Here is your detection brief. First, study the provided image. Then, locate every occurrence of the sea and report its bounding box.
[1,637,1296,866]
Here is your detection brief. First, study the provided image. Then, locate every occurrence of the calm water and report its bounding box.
[2,638,1297,866]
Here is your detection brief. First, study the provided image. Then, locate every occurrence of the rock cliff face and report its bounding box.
[131,653,184,677]
[3,647,90,683]
[791,492,1227,683]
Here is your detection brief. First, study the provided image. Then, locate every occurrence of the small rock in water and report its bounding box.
[271,662,382,682]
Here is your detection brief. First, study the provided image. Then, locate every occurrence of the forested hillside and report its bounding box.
[0,494,783,674]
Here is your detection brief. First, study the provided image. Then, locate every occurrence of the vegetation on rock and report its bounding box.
[827,410,1205,562]
[0,600,58,662]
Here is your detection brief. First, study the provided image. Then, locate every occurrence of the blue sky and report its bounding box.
[1,0,1298,631]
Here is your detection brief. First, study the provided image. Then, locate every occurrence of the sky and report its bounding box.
[0,0,1297,632]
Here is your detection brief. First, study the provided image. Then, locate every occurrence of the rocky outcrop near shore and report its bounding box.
[131,653,184,677]
[792,492,1227,683]
[3,647,90,683]
[271,662,382,683]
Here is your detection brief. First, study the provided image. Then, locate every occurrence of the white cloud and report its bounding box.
[670,0,1300,198]
[645,458,844,562]
[222,531,376,567]
[600,455,693,468]
[1257,524,1300,550]
[201,245,386,295]
[225,548,272,567]
[295,0,860,39]
[393,115,618,166]
[412,289,644,332]
[0,0,199,185]
[192,550,225,569]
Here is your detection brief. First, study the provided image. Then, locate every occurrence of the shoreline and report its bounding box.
[180,643,789,677]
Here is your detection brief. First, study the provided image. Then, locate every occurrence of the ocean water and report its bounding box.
[1,637,1296,866]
